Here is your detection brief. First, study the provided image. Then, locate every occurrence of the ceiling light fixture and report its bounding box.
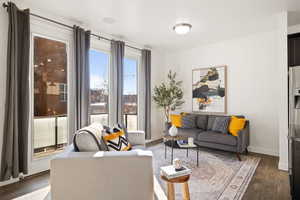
[173,23,192,35]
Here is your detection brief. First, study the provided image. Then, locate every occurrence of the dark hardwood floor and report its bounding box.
[0,153,291,200]
[243,153,291,200]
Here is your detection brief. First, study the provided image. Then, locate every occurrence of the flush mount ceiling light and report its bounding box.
[173,23,192,35]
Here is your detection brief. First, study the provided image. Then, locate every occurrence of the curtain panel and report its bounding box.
[0,2,30,181]
[73,26,91,134]
[110,40,125,124]
[141,50,151,139]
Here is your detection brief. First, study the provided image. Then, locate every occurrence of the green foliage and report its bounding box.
[153,70,184,122]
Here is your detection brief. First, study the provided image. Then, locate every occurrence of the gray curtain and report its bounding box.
[141,50,151,139]
[73,26,91,131]
[111,40,125,124]
[0,2,30,181]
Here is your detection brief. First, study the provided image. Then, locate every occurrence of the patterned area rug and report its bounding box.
[149,144,260,200]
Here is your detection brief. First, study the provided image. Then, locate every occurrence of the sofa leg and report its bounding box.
[245,148,249,155]
[236,153,242,161]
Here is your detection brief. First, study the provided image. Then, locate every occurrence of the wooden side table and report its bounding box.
[161,174,190,200]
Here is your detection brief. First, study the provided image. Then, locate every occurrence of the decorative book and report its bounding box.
[177,140,197,148]
[160,165,192,179]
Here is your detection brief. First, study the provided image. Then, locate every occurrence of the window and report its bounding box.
[123,57,138,131]
[33,36,68,157]
[89,49,110,125]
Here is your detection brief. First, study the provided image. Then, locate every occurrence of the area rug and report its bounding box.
[149,144,260,200]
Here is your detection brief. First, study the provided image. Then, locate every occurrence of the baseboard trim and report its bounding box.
[248,146,278,156]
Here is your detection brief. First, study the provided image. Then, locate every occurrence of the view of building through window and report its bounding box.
[33,36,68,157]
[89,49,109,125]
[123,57,138,131]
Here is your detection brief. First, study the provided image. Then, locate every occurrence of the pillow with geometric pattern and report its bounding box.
[102,124,132,151]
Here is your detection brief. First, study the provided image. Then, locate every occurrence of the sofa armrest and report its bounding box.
[236,120,250,153]
[127,130,146,146]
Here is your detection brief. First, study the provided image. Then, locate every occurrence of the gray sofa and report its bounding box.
[165,114,249,161]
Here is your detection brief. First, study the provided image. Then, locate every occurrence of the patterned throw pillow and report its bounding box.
[102,125,132,151]
[211,116,230,134]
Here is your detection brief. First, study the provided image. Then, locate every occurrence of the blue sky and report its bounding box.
[89,50,137,94]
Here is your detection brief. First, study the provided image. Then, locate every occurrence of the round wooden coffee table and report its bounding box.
[161,174,190,200]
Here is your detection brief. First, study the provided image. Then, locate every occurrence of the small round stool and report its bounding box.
[160,174,190,200]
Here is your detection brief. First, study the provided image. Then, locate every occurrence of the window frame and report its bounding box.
[29,17,73,173]
[30,32,71,160]
[89,38,111,125]
[123,48,141,130]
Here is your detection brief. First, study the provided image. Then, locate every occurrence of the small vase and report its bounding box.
[169,125,178,136]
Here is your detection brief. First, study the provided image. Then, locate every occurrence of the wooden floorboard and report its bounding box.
[242,153,291,200]
[0,153,291,200]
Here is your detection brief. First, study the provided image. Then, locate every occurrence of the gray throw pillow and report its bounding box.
[211,116,230,134]
[181,114,197,128]
[207,115,217,130]
[196,115,208,130]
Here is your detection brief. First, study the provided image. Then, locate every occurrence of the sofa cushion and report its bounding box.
[212,116,230,134]
[181,114,197,128]
[207,115,217,130]
[197,131,237,146]
[196,115,208,130]
[177,128,202,139]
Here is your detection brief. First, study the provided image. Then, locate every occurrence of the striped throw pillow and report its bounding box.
[102,125,132,151]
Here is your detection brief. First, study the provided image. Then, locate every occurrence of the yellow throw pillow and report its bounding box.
[229,116,246,136]
[170,114,182,127]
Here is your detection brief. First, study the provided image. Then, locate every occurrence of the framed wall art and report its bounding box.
[192,65,227,114]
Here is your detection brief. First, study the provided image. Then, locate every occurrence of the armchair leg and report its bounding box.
[236,153,242,161]
[245,148,249,155]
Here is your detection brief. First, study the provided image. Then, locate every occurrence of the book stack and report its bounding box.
[177,140,197,148]
[160,165,192,179]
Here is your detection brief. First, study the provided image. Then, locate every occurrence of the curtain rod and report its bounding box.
[2,2,143,51]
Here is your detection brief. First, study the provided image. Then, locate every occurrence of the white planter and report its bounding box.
[169,125,178,136]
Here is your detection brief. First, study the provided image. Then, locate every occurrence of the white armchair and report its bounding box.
[50,149,153,200]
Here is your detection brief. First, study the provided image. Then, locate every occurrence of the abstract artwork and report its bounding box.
[192,65,227,114]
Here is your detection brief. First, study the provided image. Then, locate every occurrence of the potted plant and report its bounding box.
[153,70,185,133]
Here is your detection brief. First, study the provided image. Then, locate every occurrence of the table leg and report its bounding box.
[182,182,190,200]
[165,142,167,159]
[197,146,199,167]
[167,183,175,200]
[171,139,174,163]
[186,148,188,157]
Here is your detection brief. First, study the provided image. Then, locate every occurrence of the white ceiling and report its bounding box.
[18,0,300,51]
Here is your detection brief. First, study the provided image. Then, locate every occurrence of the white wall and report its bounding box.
[288,24,300,34]
[165,13,288,164]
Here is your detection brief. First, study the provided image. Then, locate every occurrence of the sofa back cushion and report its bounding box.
[211,116,231,134]
[207,115,217,130]
[196,115,208,130]
[181,114,197,128]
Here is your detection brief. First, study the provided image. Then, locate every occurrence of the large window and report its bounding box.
[33,36,68,157]
[89,49,109,125]
[123,57,138,131]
